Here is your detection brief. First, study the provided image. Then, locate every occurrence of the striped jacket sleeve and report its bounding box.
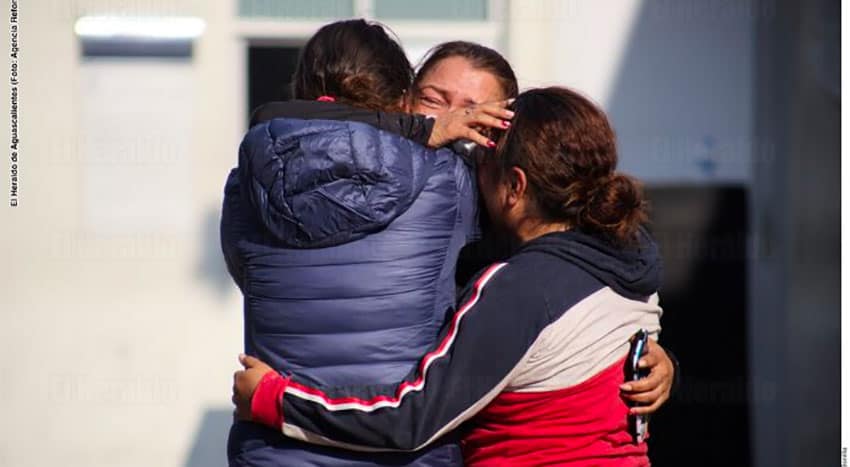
[249,262,552,452]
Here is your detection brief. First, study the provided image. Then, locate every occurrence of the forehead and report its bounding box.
[417,56,505,103]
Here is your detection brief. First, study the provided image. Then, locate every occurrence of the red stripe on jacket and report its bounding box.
[461,356,650,467]
[253,263,507,416]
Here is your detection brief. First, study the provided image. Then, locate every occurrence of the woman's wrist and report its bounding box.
[251,371,288,428]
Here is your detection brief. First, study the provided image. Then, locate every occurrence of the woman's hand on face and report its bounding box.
[427,99,515,149]
[619,339,674,415]
[232,354,275,421]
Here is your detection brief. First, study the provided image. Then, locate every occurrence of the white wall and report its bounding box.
[1,1,245,466]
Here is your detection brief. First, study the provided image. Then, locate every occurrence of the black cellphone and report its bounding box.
[625,329,650,443]
[451,138,478,156]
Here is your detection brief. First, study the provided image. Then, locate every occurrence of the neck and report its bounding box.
[514,218,569,245]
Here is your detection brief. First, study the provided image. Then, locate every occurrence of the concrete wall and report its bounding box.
[750,0,840,465]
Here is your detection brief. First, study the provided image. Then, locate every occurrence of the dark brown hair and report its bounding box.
[413,41,519,100]
[292,19,413,112]
[490,86,647,244]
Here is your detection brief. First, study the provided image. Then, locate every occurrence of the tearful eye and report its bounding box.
[418,95,445,107]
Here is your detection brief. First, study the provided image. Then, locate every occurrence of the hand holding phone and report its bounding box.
[625,329,650,443]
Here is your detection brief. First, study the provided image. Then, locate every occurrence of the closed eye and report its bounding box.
[421,96,445,108]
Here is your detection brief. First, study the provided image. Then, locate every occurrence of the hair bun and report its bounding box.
[579,174,647,243]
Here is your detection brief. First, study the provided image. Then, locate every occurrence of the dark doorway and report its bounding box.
[247,44,302,124]
[645,185,751,467]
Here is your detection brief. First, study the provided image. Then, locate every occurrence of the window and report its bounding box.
[238,0,354,19]
[374,0,488,21]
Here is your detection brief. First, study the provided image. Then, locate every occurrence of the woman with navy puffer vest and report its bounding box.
[221,20,514,467]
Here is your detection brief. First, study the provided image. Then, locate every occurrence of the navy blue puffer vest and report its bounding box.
[221,117,477,466]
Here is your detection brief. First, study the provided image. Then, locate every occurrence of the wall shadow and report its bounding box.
[644,186,751,467]
[603,1,758,465]
[184,408,233,467]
